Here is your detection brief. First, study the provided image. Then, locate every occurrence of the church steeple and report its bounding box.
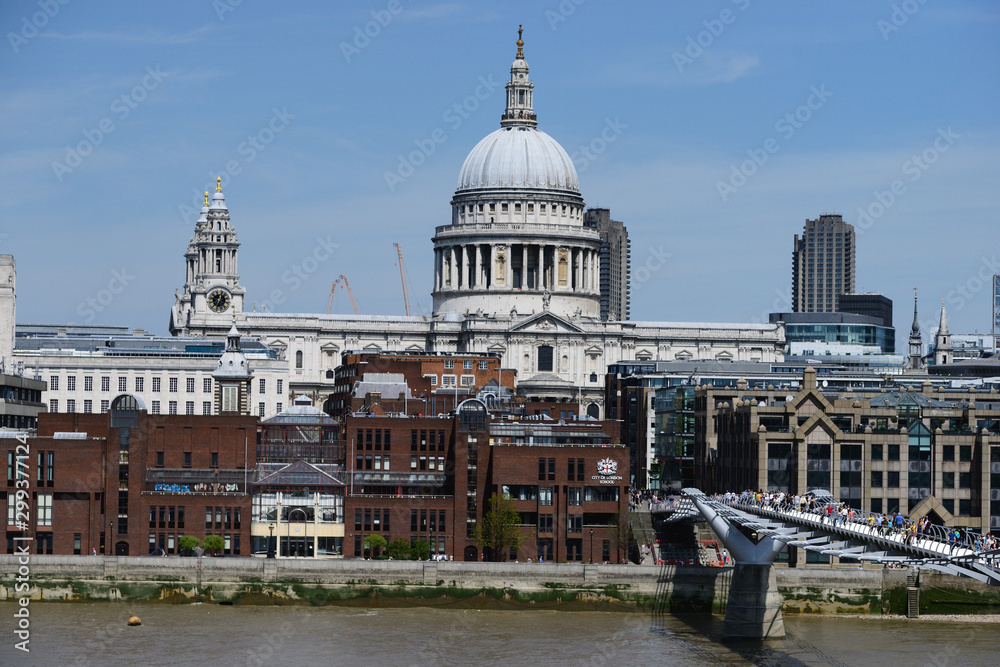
[934,298,952,365]
[501,25,537,128]
[907,289,923,370]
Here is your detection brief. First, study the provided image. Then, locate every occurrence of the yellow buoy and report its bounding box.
[127,616,142,626]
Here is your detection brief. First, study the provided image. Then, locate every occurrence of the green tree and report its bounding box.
[474,494,529,562]
[202,534,225,555]
[364,534,387,558]
[386,537,411,560]
[411,538,431,561]
[178,535,200,555]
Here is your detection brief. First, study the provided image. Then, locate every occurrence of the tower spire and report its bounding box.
[907,288,923,370]
[501,25,537,128]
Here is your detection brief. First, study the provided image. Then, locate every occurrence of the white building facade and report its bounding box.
[166,30,784,418]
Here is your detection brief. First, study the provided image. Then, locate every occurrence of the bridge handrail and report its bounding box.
[716,491,998,564]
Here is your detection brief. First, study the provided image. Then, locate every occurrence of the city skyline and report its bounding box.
[2,1,998,339]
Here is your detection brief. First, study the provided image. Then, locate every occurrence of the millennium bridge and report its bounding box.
[651,488,1000,639]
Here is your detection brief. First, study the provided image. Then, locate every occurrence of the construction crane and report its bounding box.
[325,278,341,314]
[339,274,359,315]
[393,242,411,316]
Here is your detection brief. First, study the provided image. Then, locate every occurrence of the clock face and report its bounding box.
[208,289,231,313]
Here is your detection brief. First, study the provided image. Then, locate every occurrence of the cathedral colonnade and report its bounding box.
[434,242,600,294]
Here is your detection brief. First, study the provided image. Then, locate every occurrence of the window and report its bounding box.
[871,444,882,461]
[135,377,144,392]
[479,360,488,370]
[870,471,882,487]
[49,375,59,391]
[185,401,195,415]
[156,452,164,467]
[151,377,160,392]
[183,452,192,468]
[943,472,955,488]
[151,400,160,415]
[539,487,552,506]
[959,499,972,516]
[202,402,212,415]
[186,378,195,393]
[870,498,883,514]
[887,445,900,461]
[568,487,582,506]
[66,399,75,413]
[959,472,972,489]
[275,402,282,413]
[259,379,266,393]
[84,376,93,391]
[210,452,219,468]
[222,386,237,412]
[426,375,437,386]
[169,378,178,393]
[442,375,456,387]
[295,351,303,369]
[203,378,212,393]
[575,458,584,482]
[538,458,546,481]
[444,360,454,369]
[960,446,973,462]
[463,360,473,369]
[83,399,92,414]
[118,377,127,392]
[537,346,553,372]
[276,379,283,395]
[100,399,110,413]
[74,533,81,555]
[49,399,57,413]
[537,514,553,533]
[887,471,900,487]
[67,376,76,391]
[258,402,265,417]
[460,375,474,386]
[37,493,52,526]
[568,515,582,533]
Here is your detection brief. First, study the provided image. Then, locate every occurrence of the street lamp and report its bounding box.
[267,523,275,559]
[589,529,594,564]
[109,521,114,556]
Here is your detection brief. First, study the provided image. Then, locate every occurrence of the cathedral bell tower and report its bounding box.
[169,178,246,335]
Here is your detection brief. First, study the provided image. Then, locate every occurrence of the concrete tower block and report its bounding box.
[0,255,14,370]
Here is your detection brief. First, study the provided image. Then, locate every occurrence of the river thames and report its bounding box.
[5,603,995,666]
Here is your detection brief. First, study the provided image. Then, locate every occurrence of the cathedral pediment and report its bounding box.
[584,345,604,356]
[508,312,584,334]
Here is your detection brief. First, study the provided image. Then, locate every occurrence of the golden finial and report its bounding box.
[216,176,222,192]
[516,25,524,59]
[204,191,209,206]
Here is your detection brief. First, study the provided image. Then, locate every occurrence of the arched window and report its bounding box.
[295,350,303,369]
[587,404,600,419]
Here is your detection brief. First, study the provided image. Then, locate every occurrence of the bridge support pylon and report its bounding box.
[683,489,785,640]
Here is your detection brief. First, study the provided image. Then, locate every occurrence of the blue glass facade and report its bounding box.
[783,322,895,354]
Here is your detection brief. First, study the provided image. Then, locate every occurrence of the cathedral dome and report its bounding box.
[456,126,579,193]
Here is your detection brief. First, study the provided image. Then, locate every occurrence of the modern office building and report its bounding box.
[702,367,1000,541]
[0,371,45,432]
[791,214,856,314]
[583,208,631,321]
[769,311,895,354]
[838,293,892,328]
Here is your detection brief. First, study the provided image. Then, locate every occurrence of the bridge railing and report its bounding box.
[717,492,999,565]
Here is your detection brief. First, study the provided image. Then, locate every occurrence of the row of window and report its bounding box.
[49,399,219,416]
[50,376,213,394]
[5,451,54,487]
[538,458,587,482]
[411,430,446,452]
[868,471,973,489]
[258,379,284,394]
[149,505,186,529]
[4,492,52,526]
[427,374,476,387]
[358,429,392,451]
[354,508,390,532]
[353,534,447,557]
[441,359,488,370]
[536,514,586,533]
[205,506,241,530]
[150,532,239,554]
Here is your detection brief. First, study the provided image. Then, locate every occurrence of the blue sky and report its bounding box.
[2,1,998,341]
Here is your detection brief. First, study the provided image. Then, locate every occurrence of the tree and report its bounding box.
[386,537,412,560]
[364,534,387,558]
[474,494,529,562]
[411,538,431,561]
[178,535,200,556]
[202,534,225,556]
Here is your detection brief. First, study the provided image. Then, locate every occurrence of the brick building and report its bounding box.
[4,397,257,556]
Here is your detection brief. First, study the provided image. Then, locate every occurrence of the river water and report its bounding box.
[4,603,995,666]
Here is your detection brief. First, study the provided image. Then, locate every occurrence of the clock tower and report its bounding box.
[169,178,246,335]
